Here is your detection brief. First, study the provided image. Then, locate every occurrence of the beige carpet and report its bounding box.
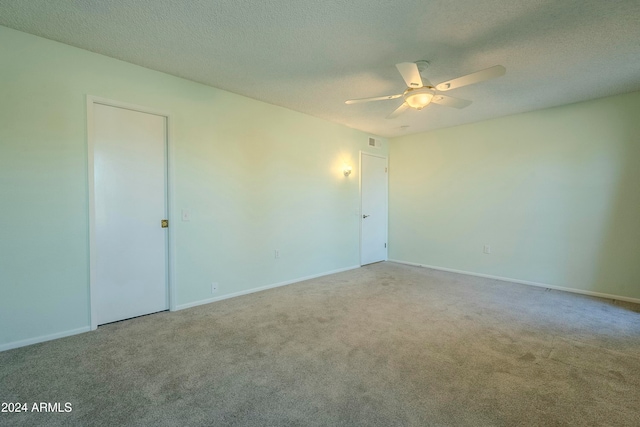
[1,262,639,426]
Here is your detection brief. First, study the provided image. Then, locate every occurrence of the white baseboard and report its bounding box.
[388,259,640,305]
[175,265,361,311]
[0,326,91,353]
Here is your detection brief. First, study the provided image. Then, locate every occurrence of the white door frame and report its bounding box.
[86,95,176,330]
[359,151,388,265]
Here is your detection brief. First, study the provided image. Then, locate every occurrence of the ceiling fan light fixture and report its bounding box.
[404,88,435,110]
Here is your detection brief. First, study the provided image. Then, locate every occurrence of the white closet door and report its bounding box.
[93,103,168,325]
[361,153,388,265]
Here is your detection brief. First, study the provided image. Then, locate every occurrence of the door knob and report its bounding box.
[363,215,370,218]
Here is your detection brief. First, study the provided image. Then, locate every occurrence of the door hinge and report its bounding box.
[385,243,387,248]
[161,219,169,228]
[385,167,388,173]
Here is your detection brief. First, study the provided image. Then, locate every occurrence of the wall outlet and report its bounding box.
[483,245,491,254]
[181,209,191,221]
[211,282,218,293]
[274,249,280,259]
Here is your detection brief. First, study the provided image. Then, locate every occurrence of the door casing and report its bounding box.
[86,96,176,330]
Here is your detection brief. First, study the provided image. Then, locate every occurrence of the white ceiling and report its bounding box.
[1,0,639,137]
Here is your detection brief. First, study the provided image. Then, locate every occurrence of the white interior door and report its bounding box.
[91,102,168,325]
[360,152,388,265]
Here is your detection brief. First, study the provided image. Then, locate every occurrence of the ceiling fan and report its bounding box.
[345,61,506,119]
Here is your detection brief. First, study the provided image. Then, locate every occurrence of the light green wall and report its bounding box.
[389,91,640,300]
[0,26,386,348]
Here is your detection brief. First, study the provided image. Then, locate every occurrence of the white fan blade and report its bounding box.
[396,62,424,88]
[432,94,472,109]
[435,65,506,91]
[419,75,432,87]
[345,94,403,104]
[386,103,409,119]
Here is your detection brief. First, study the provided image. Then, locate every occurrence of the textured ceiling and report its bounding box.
[1,0,639,137]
